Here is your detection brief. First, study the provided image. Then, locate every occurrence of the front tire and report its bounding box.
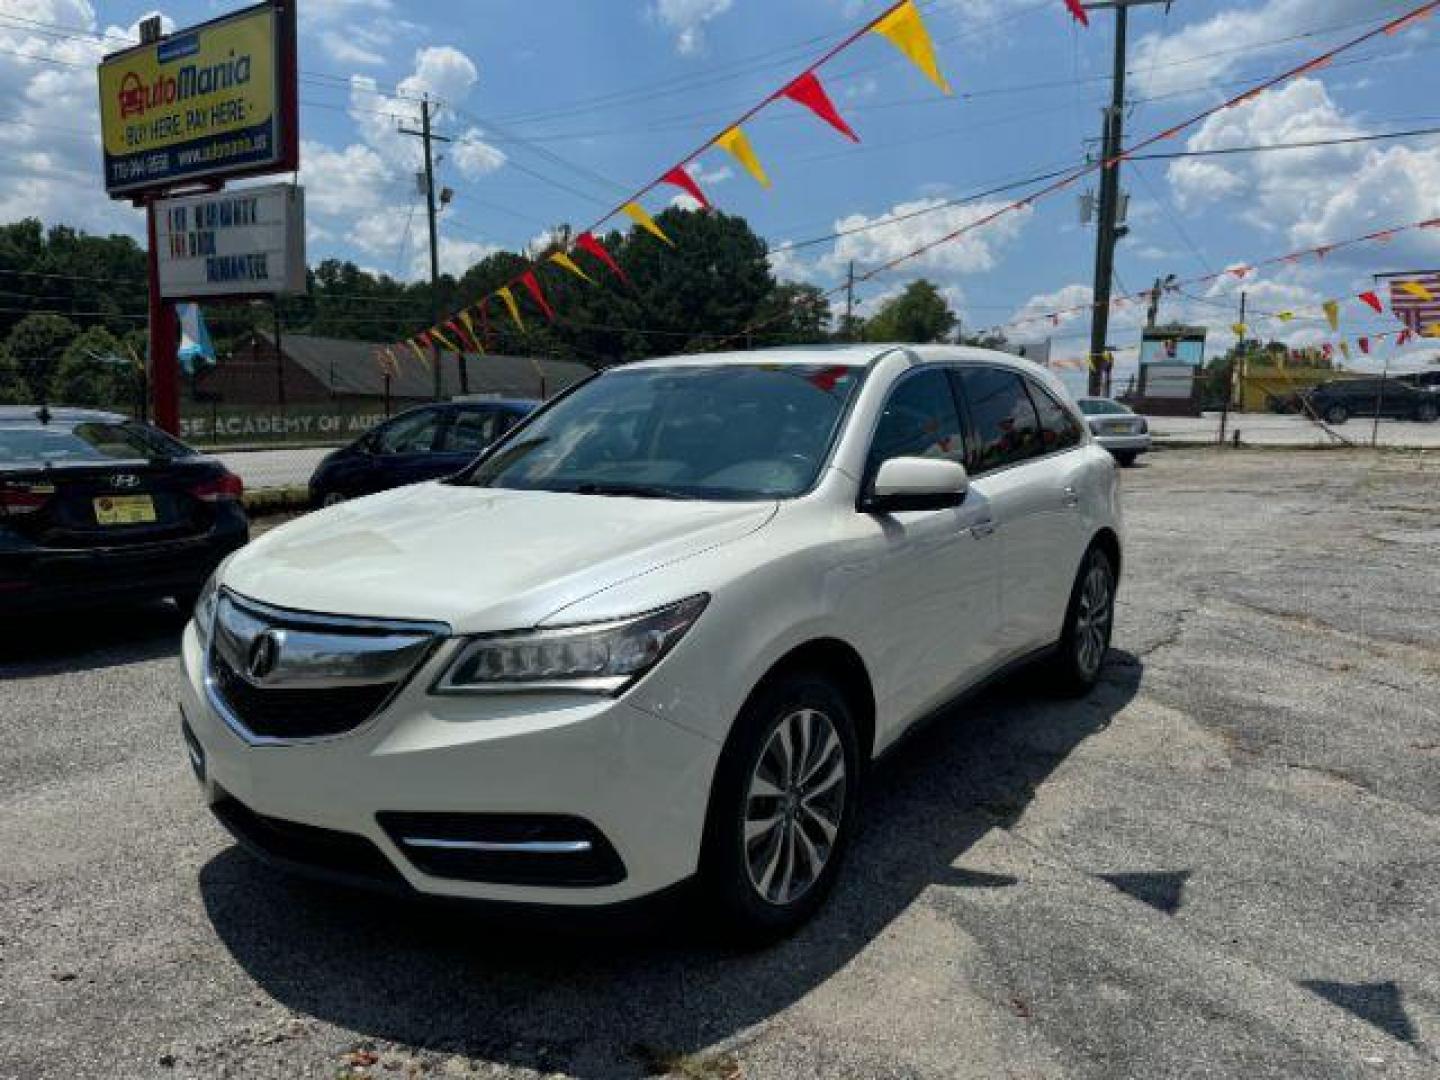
[702,672,860,944]
[1416,400,1438,423]
[1048,546,1116,697]
[1324,403,1349,425]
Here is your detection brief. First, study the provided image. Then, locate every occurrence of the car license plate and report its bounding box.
[94,494,157,525]
[1103,421,1133,434]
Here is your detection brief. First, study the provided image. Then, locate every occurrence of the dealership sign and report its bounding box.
[97,1,297,197]
[155,183,306,299]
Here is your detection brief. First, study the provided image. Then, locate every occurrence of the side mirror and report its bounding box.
[861,456,969,514]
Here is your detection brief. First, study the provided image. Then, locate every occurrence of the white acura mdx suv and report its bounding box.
[179,344,1121,939]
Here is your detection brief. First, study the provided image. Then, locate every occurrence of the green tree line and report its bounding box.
[0,211,988,409]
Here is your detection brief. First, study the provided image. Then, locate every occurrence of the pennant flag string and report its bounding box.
[549,251,596,285]
[716,126,771,188]
[623,201,674,245]
[496,286,524,332]
[660,165,712,210]
[779,71,859,142]
[575,231,628,282]
[1063,0,1090,28]
[870,0,951,94]
[520,270,557,322]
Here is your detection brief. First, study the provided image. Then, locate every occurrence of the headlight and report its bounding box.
[434,594,709,695]
[192,558,231,649]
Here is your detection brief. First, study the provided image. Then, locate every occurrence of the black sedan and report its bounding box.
[308,398,537,507]
[1302,378,1439,424]
[0,407,248,614]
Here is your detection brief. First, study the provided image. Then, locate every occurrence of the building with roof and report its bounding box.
[193,332,593,408]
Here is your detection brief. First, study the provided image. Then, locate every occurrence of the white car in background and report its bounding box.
[179,344,1122,940]
[1077,397,1151,466]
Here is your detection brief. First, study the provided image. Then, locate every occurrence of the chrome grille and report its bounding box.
[205,592,447,744]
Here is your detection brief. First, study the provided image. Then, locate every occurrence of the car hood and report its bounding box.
[223,481,778,631]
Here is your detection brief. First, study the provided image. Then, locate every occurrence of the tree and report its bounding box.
[3,313,78,403]
[54,326,137,409]
[862,280,957,344]
[753,282,832,346]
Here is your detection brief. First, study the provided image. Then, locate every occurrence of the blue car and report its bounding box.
[308,399,538,507]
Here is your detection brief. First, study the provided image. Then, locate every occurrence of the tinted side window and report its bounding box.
[866,369,966,475]
[375,409,442,454]
[1026,381,1082,452]
[956,366,1043,473]
[443,409,500,453]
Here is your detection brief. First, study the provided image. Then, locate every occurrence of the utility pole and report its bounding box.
[400,96,457,399]
[843,260,857,342]
[1145,273,1175,328]
[1083,0,1171,396]
[1219,289,1243,445]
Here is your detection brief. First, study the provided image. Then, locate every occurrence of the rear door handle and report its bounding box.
[1062,485,1080,509]
[970,519,997,538]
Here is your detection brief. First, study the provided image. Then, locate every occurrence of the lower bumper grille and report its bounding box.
[377,812,626,887]
[213,795,410,893]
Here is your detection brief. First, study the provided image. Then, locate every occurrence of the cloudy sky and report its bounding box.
[4,0,1440,383]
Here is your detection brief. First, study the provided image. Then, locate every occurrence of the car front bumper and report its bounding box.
[1092,432,1152,453]
[177,622,721,906]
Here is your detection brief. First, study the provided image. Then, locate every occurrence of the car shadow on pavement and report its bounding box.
[0,600,187,674]
[199,651,1143,1078]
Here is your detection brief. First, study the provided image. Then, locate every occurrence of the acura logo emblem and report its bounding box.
[111,474,141,489]
[246,629,284,682]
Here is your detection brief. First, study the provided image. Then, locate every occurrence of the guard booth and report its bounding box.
[1134,326,1206,417]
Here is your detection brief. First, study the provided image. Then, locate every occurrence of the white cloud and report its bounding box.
[650,0,734,55]
[301,0,409,67]
[319,31,384,67]
[1165,77,1440,264]
[1131,0,1401,98]
[452,128,507,179]
[412,235,498,280]
[821,197,1034,277]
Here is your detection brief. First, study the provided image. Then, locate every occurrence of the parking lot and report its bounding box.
[2,447,1437,1079]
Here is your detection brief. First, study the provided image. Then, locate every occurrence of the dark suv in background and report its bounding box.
[308,398,537,507]
[1303,378,1439,424]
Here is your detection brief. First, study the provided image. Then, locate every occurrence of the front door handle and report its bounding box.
[970,519,997,538]
[1062,485,1080,509]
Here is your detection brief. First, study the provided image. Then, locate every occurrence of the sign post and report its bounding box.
[97,0,298,434]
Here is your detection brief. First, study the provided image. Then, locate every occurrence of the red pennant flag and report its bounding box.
[779,72,858,143]
[575,231,628,283]
[661,165,711,210]
[478,298,494,348]
[1358,337,1370,355]
[1397,328,1412,347]
[1422,219,1440,230]
[1315,245,1333,260]
[448,317,479,353]
[1322,343,1334,359]
[1358,291,1383,314]
[519,270,556,322]
[1063,0,1089,27]
[417,330,434,348]
[1229,266,1250,279]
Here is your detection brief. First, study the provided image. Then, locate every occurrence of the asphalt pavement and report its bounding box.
[1,448,1437,1078]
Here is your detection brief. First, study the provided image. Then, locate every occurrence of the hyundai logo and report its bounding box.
[246,629,284,682]
[110,474,142,489]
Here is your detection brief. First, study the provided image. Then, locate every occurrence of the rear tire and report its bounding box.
[1113,450,1138,467]
[1416,401,1438,423]
[1047,546,1116,697]
[321,491,346,507]
[1324,403,1349,425]
[701,672,860,945]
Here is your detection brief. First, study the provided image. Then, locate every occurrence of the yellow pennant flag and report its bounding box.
[406,339,429,368]
[496,286,525,331]
[1424,322,1440,337]
[430,327,460,353]
[871,0,951,94]
[1276,311,1294,322]
[459,308,485,354]
[715,126,770,188]
[623,201,673,245]
[1231,323,1247,337]
[550,251,596,285]
[1322,299,1339,331]
[1339,341,1351,361]
[1400,280,1435,301]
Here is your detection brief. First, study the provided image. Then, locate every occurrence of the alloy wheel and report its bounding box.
[743,707,847,906]
[1074,559,1113,678]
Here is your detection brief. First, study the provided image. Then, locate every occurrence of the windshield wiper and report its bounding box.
[570,481,688,500]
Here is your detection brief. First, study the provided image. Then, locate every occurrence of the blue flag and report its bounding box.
[177,303,216,375]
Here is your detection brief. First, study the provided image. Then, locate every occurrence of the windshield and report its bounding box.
[1078,399,1131,416]
[463,363,863,500]
[0,421,194,467]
